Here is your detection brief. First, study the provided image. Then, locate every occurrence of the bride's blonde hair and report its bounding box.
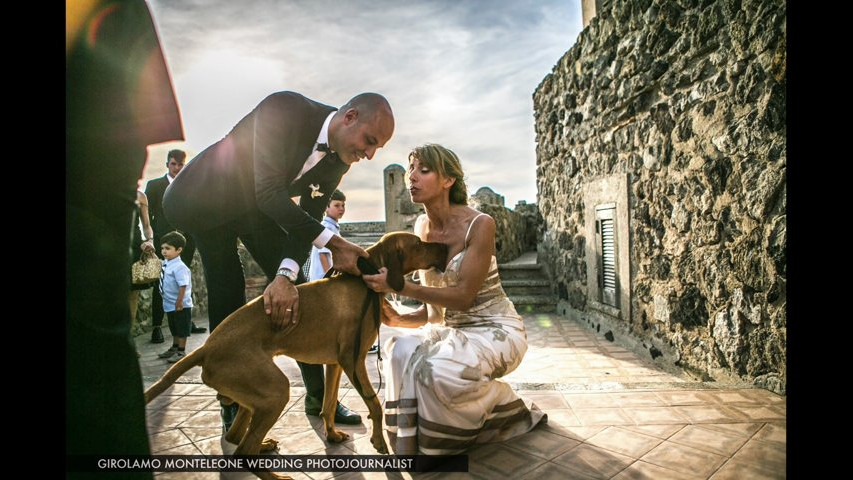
[408,144,468,205]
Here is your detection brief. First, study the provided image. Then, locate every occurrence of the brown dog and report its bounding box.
[144,232,446,480]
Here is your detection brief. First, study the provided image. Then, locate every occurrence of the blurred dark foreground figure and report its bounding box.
[66,1,183,477]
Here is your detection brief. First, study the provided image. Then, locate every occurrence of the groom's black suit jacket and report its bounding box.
[163,91,350,266]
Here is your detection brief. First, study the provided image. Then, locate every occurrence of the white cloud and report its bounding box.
[146,0,583,220]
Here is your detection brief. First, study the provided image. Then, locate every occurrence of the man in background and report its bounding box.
[145,149,205,343]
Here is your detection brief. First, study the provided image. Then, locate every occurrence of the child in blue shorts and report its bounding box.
[157,231,193,363]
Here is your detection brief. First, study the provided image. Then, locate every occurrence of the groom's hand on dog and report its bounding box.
[264,276,299,330]
[327,235,369,276]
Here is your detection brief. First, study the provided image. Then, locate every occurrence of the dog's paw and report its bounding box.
[326,429,350,443]
[260,437,279,452]
[371,435,389,454]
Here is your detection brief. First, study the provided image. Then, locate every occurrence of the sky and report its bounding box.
[143,0,583,221]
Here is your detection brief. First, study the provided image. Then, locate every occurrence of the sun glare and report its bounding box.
[174,49,284,151]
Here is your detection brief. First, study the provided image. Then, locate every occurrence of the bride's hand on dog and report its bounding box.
[263,276,299,330]
[363,267,393,294]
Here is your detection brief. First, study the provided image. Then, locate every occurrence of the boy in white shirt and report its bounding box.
[157,231,193,363]
[308,189,346,281]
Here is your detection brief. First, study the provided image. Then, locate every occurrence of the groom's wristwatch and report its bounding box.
[276,267,298,283]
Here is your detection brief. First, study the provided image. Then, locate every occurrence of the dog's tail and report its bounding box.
[143,347,205,403]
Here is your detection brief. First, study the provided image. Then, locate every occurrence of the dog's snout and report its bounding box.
[375,232,450,274]
[430,242,449,272]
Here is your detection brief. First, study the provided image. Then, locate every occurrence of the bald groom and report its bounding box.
[163,91,394,430]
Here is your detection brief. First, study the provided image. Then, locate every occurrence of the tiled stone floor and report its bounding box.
[138,312,785,479]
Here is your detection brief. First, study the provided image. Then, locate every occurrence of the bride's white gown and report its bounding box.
[383,214,547,454]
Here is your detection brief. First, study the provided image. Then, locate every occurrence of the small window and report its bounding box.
[596,204,618,307]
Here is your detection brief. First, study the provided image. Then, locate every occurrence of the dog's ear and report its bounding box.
[385,248,404,292]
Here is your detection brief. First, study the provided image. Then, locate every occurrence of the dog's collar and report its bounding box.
[322,257,380,280]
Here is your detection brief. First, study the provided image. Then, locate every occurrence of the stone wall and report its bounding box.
[515,200,544,252]
[385,164,424,232]
[469,192,534,264]
[340,221,387,235]
[472,187,506,208]
[534,0,786,393]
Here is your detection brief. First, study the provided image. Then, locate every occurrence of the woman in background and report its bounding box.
[129,189,156,354]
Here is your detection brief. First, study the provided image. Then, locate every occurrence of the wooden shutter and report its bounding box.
[596,204,618,307]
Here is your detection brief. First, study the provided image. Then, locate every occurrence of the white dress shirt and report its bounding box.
[278,110,338,274]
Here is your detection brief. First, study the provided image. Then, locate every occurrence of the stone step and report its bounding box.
[502,251,539,266]
[500,279,552,296]
[508,294,558,313]
[497,263,546,280]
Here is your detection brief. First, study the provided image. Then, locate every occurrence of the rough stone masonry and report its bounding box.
[534,0,785,393]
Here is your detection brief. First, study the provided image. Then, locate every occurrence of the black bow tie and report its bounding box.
[316,143,332,153]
